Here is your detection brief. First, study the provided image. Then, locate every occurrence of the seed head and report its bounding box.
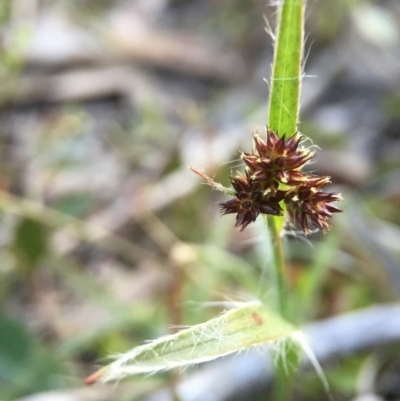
[191,127,342,235]
[220,171,284,231]
[242,129,315,187]
[285,181,342,235]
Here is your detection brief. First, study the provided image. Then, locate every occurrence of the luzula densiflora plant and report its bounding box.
[86,0,342,390]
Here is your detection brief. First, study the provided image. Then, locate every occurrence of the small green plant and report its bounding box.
[85,0,342,395]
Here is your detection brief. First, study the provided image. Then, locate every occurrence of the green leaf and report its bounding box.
[12,218,48,270]
[87,302,297,383]
[0,314,32,382]
[268,0,304,136]
[0,313,66,399]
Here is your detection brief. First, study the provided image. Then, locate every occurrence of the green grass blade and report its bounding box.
[86,302,296,383]
[268,0,305,136]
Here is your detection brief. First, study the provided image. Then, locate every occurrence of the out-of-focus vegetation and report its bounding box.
[1,0,400,400]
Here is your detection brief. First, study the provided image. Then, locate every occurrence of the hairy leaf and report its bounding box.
[86,302,296,384]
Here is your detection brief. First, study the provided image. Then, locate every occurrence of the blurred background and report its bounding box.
[1,0,400,400]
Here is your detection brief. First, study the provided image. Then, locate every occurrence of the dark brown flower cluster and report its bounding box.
[219,128,342,235]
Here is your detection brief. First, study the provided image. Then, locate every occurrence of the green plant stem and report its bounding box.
[267,216,288,320]
[267,0,304,319]
[267,1,305,399]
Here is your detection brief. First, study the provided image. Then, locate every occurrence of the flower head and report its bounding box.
[220,171,284,231]
[191,127,342,235]
[242,129,315,187]
[285,177,342,235]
